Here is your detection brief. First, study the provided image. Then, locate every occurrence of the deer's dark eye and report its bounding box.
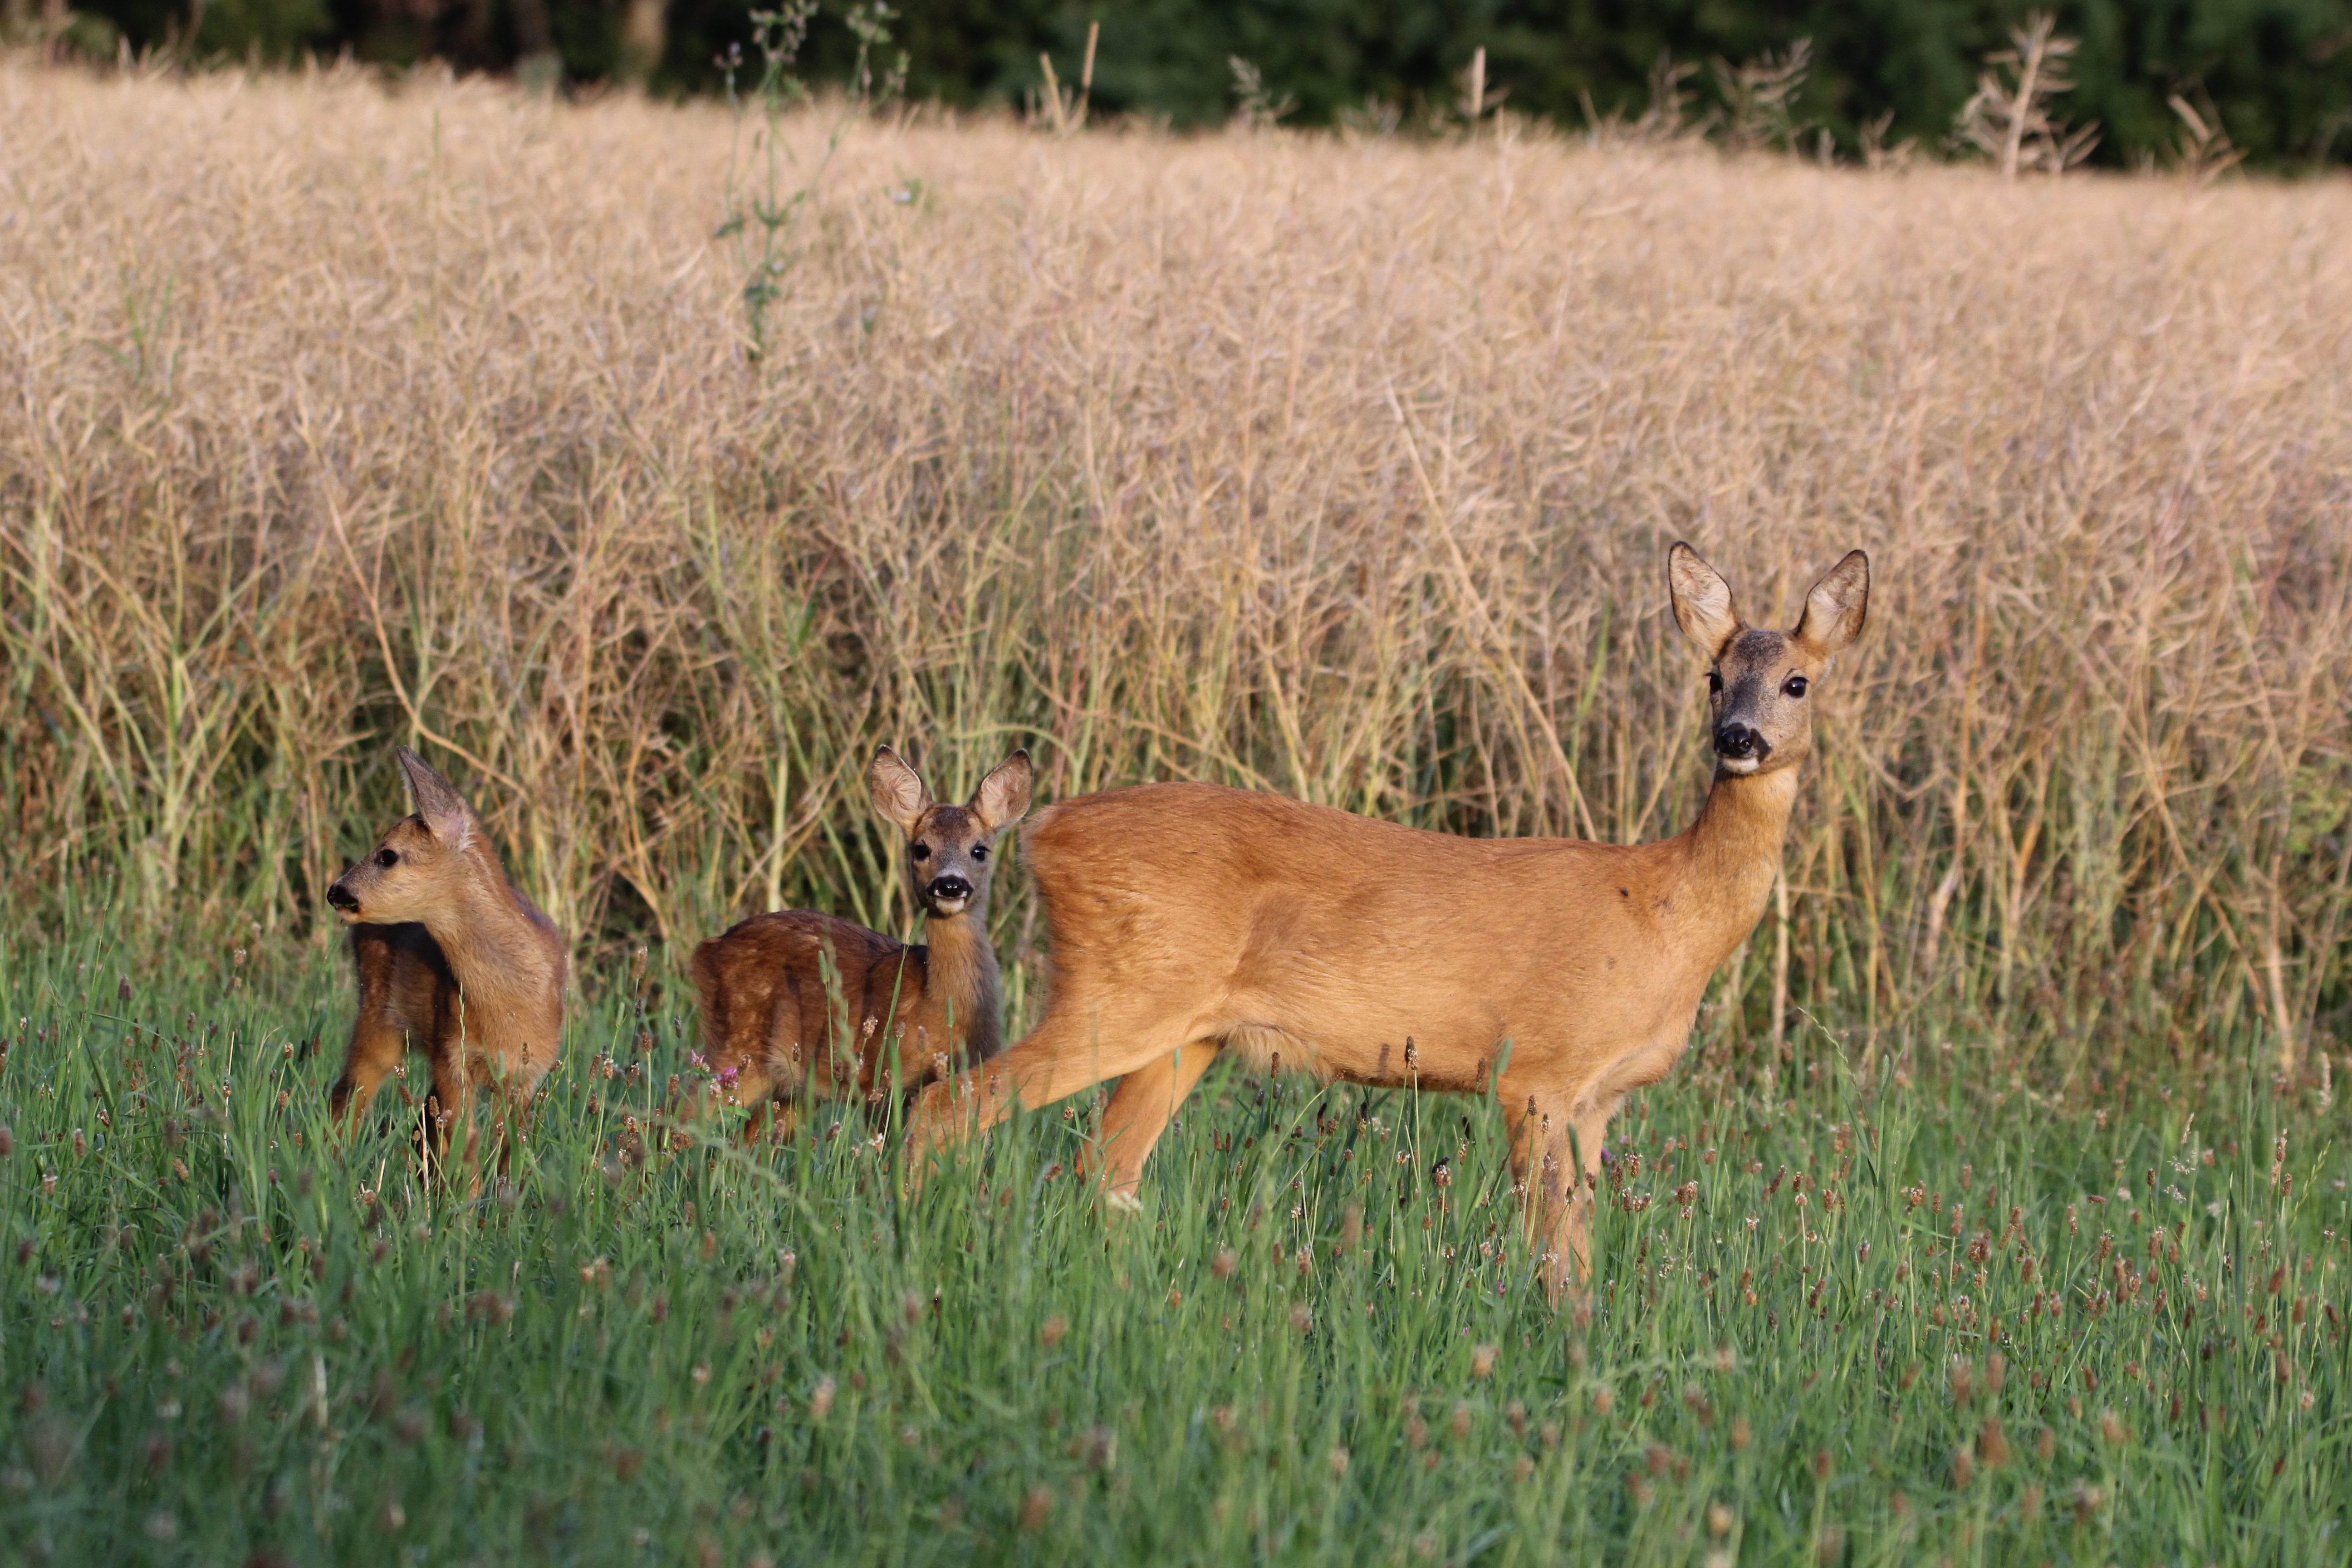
[911,842,930,861]
[376,848,399,868]
[1706,671,1723,694]
[971,843,990,862]
[1784,675,1808,698]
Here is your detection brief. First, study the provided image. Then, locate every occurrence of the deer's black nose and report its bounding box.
[1714,723,1769,762]
[926,875,973,904]
[326,881,360,913]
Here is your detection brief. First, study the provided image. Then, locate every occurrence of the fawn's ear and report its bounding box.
[868,746,931,835]
[1667,542,1744,661]
[396,746,475,850]
[1792,550,1870,658]
[970,749,1034,834]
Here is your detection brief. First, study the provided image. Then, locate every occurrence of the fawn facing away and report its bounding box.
[325,746,567,1172]
[911,545,1867,1298]
[689,747,1033,1137]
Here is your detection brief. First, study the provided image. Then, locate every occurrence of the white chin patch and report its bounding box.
[1719,755,1761,776]
[930,897,969,916]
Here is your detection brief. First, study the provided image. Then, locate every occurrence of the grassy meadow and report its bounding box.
[2,58,2351,1565]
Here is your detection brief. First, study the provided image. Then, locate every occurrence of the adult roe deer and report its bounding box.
[689,746,1033,1138]
[911,544,1867,1298]
[325,746,567,1172]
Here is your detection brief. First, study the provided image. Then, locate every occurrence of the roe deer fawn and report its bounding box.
[688,746,1033,1137]
[325,746,567,1173]
[911,544,1867,1298]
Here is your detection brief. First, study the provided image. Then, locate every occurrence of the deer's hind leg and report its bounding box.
[906,981,1209,1176]
[420,1048,475,1187]
[479,1047,557,1180]
[419,974,488,1191]
[1087,1041,1222,1212]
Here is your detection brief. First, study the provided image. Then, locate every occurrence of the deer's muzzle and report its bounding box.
[1713,722,1769,769]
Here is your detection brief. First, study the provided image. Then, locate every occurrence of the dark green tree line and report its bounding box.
[29,0,2352,166]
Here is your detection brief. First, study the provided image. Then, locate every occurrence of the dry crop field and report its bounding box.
[0,59,2349,1566]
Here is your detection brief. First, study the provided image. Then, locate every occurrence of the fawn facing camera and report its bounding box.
[688,745,1033,1142]
[325,746,567,1176]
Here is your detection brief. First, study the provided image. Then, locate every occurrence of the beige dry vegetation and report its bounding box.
[3,61,2350,1087]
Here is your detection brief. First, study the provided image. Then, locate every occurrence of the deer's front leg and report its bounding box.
[1506,1088,1615,1304]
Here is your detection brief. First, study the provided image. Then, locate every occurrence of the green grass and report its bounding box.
[2,914,2347,1567]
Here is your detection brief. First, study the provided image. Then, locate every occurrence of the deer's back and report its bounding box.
[1024,783,1692,1082]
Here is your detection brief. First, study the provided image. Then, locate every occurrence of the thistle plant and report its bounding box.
[1952,12,2098,179]
[715,1,905,364]
[1713,37,1811,154]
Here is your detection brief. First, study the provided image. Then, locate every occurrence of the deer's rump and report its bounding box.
[1022,783,1696,1092]
[691,911,934,1095]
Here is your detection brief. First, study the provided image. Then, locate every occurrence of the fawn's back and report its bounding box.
[692,912,947,1095]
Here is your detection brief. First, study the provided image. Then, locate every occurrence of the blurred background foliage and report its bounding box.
[21,0,2352,167]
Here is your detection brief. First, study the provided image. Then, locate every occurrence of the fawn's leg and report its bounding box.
[749,1095,804,1150]
[331,1015,408,1131]
[486,1056,549,1179]
[424,1041,484,1194]
[329,925,415,1131]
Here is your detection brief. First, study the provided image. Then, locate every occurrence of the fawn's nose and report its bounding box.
[326,881,360,913]
[1714,722,1769,763]
[926,875,974,906]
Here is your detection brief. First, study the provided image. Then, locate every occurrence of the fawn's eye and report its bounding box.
[971,843,990,862]
[1706,671,1723,694]
[1784,675,1808,698]
[911,842,930,861]
[376,848,399,868]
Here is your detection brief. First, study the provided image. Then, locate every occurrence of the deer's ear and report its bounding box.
[1793,550,1869,657]
[868,746,931,835]
[970,749,1034,833]
[1667,542,1744,660]
[396,746,475,850]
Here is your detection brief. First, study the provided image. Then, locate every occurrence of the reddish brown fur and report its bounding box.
[325,747,567,1174]
[691,912,946,1100]
[913,546,1868,1297]
[688,748,1033,1137]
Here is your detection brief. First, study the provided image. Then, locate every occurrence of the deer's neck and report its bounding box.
[1668,763,1801,970]
[921,905,1003,1059]
[421,860,564,1043]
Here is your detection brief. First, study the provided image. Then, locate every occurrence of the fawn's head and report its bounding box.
[326,747,486,924]
[1668,544,1869,779]
[869,746,1034,920]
